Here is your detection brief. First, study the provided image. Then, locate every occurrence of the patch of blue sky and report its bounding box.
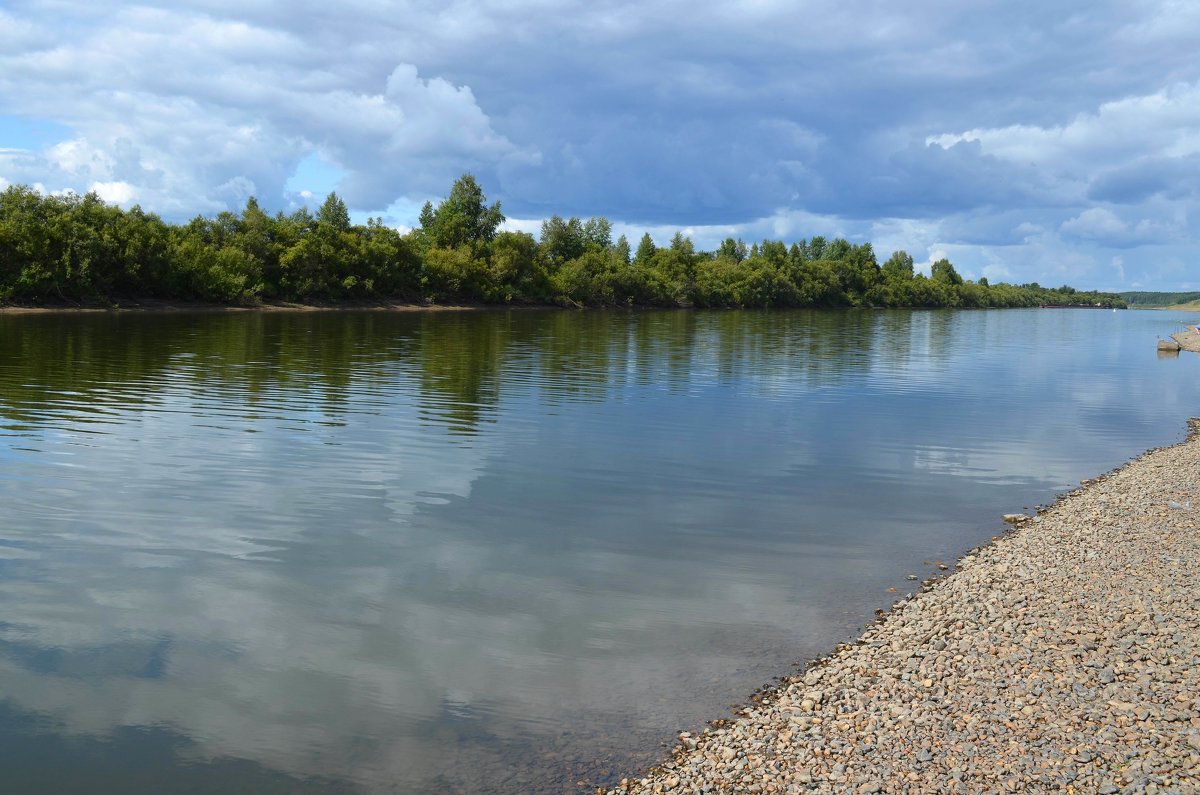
[0,115,71,151]
[353,197,428,232]
[284,152,419,230]
[283,152,345,206]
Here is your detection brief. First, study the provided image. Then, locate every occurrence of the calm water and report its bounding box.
[0,308,1196,793]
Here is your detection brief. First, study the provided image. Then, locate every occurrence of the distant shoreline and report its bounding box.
[1128,305,1200,312]
[0,180,1126,313]
[0,300,1130,315]
[0,299,505,314]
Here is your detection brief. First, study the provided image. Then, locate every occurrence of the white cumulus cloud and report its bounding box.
[88,180,137,205]
[1061,207,1129,240]
[927,82,1200,171]
[0,5,530,218]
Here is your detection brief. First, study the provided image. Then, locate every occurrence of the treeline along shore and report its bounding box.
[1,175,1125,310]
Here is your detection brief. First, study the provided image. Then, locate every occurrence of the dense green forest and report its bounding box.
[0,175,1125,309]
[1119,291,1200,308]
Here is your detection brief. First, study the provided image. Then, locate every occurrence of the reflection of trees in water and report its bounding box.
[0,309,909,436]
[703,309,883,390]
[412,312,507,433]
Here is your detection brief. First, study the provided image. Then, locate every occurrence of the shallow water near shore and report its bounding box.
[0,307,1196,793]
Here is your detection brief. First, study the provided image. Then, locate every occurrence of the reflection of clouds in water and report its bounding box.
[20,382,489,557]
[1,378,506,787]
[0,384,856,791]
[859,310,1194,489]
[0,520,838,790]
[0,308,1196,792]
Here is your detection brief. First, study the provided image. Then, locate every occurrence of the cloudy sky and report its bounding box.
[0,0,1197,289]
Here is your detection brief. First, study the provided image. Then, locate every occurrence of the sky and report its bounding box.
[0,1,1197,290]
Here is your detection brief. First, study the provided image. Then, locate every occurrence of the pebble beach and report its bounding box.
[606,419,1200,795]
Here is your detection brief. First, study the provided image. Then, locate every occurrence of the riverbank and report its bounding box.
[0,298,491,314]
[607,420,1200,795]
[0,299,1131,316]
[1170,328,1200,353]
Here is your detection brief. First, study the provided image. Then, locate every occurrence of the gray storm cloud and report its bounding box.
[0,0,1198,288]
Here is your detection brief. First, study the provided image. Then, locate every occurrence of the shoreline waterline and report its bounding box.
[0,299,1137,315]
[1171,328,1200,353]
[0,298,497,314]
[604,419,1200,794]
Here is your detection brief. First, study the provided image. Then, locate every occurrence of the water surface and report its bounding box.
[0,308,1196,793]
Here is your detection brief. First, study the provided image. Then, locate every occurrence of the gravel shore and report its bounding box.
[1171,330,1200,353]
[607,420,1200,795]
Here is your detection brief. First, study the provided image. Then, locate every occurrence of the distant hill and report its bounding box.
[1119,291,1200,308]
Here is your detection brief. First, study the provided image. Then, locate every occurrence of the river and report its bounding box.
[0,307,1195,793]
